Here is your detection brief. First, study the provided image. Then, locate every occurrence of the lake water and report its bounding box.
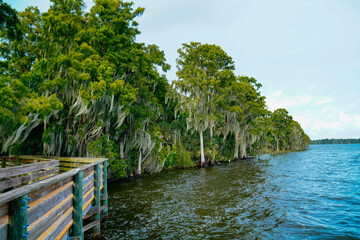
[100,144,360,239]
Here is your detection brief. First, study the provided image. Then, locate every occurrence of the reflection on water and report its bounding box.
[99,144,360,239]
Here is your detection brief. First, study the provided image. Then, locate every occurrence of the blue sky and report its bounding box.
[7,0,360,140]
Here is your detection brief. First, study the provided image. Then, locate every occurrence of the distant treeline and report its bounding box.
[311,138,360,145]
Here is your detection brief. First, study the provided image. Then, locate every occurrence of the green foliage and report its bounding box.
[0,0,310,179]
[267,109,310,152]
[87,136,127,179]
[165,142,194,168]
[0,77,17,124]
[25,94,63,118]
[0,0,22,42]
[170,42,235,166]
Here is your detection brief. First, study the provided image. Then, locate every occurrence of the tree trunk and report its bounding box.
[120,136,125,159]
[199,130,206,167]
[136,150,142,176]
[241,142,247,159]
[276,138,279,151]
[233,135,240,160]
[209,119,215,166]
[210,119,214,139]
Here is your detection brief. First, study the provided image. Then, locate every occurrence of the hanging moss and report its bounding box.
[87,136,127,179]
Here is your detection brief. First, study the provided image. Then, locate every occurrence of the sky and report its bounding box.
[7,0,360,140]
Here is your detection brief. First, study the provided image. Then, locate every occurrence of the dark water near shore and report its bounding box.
[100,144,360,239]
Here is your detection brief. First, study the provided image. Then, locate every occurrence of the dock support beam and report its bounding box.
[92,164,101,239]
[72,171,84,240]
[8,194,28,240]
[101,161,108,219]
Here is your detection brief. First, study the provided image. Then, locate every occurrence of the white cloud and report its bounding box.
[308,84,316,91]
[355,115,360,127]
[315,98,332,105]
[293,111,360,139]
[272,90,283,97]
[266,94,313,111]
[311,119,341,132]
[338,112,352,125]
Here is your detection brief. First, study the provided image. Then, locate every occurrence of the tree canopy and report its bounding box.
[0,0,310,178]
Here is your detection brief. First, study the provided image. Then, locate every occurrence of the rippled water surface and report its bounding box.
[100,144,360,239]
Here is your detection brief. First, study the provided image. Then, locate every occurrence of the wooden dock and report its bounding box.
[0,156,108,240]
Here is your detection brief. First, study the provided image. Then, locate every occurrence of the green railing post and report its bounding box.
[101,161,108,219]
[72,171,84,240]
[9,194,29,240]
[92,164,101,239]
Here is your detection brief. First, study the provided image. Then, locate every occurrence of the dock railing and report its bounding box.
[0,156,108,240]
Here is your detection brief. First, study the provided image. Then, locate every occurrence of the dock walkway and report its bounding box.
[0,156,108,240]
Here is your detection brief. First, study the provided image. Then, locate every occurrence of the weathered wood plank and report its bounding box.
[82,195,94,214]
[28,195,72,231]
[59,166,74,172]
[57,157,107,164]
[0,223,7,240]
[0,160,59,179]
[82,187,94,206]
[36,207,72,240]
[0,203,8,218]
[55,219,72,240]
[82,200,92,220]
[2,158,34,164]
[82,171,94,186]
[47,208,73,240]
[82,166,94,178]
[79,159,107,172]
[28,196,72,240]
[83,204,107,220]
[83,180,94,196]
[4,162,16,167]
[61,232,70,240]
[59,162,85,168]
[0,215,8,240]
[83,219,100,233]
[28,177,72,204]
[0,169,78,205]
[0,215,8,226]
[28,182,73,225]
[12,156,56,162]
[0,167,59,191]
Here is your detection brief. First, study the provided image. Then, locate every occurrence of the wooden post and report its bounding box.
[8,194,28,240]
[92,164,101,239]
[101,161,108,219]
[72,171,83,240]
[1,157,5,168]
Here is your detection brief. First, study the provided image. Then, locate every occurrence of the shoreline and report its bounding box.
[108,149,308,183]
